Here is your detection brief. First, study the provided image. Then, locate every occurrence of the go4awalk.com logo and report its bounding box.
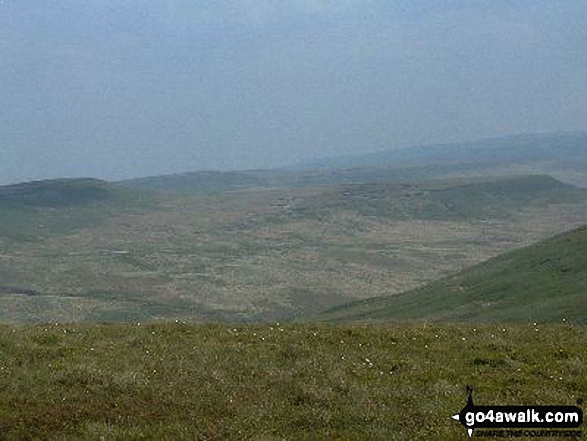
[452,387,583,438]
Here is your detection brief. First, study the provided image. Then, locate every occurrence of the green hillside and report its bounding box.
[318,225,587,324]
[118,164,483,194]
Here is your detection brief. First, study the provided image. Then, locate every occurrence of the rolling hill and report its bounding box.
[280,175,587,222]
[0,178,115,208]
[317,225,587,324]
[118,163,493,195]
[0,178,158,245]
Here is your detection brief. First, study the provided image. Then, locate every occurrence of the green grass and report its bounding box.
[0,322,584,440]
[318,225,587,324]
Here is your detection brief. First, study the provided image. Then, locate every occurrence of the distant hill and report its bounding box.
[317,225,587,324]
[1,173,586,324]
[285,175,587,222]
[0,178,116,208]
[118,166,459,194]
[119,132,587,194]
[118,171,270,194]
[292,132,587,170]
[0,178,157,244]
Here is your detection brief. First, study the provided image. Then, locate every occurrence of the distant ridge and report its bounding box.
[317,225,587,324]
[283,175,587,222]
[288,131,587,170]
[0,178,114,207]
[118,170,269,194]
[119,132,587,194]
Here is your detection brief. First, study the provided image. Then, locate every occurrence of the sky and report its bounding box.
[1,0,586,183]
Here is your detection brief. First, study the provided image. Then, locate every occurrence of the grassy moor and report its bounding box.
[0,134,586,440]
[0,174,586,323]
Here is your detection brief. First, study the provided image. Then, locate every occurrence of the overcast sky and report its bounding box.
[1,0,586,183]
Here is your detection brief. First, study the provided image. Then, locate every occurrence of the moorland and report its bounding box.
[0,132,586,439]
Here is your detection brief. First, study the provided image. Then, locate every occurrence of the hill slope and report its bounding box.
[118,164,492,194]
[318,225,587,324]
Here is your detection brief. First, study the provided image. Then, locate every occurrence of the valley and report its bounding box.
[0,173,586,323]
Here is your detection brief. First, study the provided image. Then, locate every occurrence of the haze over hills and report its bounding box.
[317,225,587,324]
[119,132,587,194]
[291,132,587,170]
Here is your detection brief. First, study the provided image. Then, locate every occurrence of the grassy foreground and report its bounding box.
[0,322,585,440]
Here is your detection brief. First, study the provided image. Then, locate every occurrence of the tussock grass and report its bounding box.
[0,322,584,439]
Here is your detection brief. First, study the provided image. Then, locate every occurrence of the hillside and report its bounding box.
[119,170,271,194]
[318,225,587,324]
[118,163,491,195]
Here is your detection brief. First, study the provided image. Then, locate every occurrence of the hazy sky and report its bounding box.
[1,0,586,183]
